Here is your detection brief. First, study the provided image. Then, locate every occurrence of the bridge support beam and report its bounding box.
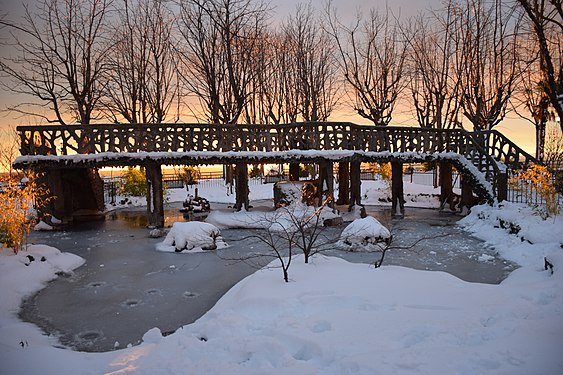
[39,168,104,224]
[234,162,250,211]
[349,161,362,208]
[460,175,475,214]
[317,160,334,207]
[336,162,350,205]
[289,163,300,181]
[391,161,405,218]
[439,161,455,211]
[145,162,164,228]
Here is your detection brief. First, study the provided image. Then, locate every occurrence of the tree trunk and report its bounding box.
[536,121,546,162]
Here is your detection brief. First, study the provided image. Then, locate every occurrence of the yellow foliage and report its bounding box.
[368,163,392,186]
[509,164,560,218]
[0,172,49,253]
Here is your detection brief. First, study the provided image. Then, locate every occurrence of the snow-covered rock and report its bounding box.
[142,328,163,344]
[149,228,164,238]
[33,220,53,231]
[338,216,391,251]
[157,222,227,253]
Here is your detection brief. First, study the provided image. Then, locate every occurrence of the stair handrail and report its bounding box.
[481,129,539,167]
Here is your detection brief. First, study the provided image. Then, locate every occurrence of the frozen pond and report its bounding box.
[21,202,517,352]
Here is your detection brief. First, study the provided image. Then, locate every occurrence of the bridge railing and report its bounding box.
[482,130,538,167]
[18,122,525,200]
[16,122,482,155]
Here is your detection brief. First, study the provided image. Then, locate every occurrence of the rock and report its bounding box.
[323,216,343,226]
[149,228,164,238]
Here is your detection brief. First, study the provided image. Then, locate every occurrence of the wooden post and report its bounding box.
[460,175,474,214]
[349,161,362,208]
[496,172,508,202]
[38,169,68,223]
[145,162,164,228]
[289,163,300,181]
[439,161,454,211]
[234,162,249,211]
[317,160,334,207]
[336,162,350,205]
[391,161,404,218]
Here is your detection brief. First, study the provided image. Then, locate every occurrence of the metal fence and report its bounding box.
[506,169,561,209]
[103,169,465,205]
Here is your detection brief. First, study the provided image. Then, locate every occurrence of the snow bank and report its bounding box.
[70,257,563,374]
[459,202,563,267]
[157,222,227,253]
[2,203,562,374]
[0,245,84,350]
[338,216,391,251]
[1,242,563,374]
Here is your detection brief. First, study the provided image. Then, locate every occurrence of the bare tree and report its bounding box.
[284,3,339,122]
[405,3,463,129]
[511,32,551,160]
[0,0,112,124]
[456,0,521,132]
[242,30,300,124]
[544,125,563,168]
[104,0,180,124]
[244,2,339,126]
[223,198,336,282]
[327,6,408,125]
[176,0,269,124]
[516,0,563,133]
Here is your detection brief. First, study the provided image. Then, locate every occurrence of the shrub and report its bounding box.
[180,166,199,185]
[248,164,262,178]
[421,161,436,172]
[509,164,560,218]
[119,167,147,196]
[0,173,49,253]
[368,163,392,185]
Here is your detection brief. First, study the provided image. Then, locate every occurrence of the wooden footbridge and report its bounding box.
[14,122,536,227]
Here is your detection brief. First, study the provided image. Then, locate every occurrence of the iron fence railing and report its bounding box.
[506,169,561,210]
[102,170,468,205]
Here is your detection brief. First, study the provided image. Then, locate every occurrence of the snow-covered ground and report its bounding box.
[106,178,444,210]
[1,180,562,374]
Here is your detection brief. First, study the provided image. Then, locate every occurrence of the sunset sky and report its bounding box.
[0,0,538,154]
